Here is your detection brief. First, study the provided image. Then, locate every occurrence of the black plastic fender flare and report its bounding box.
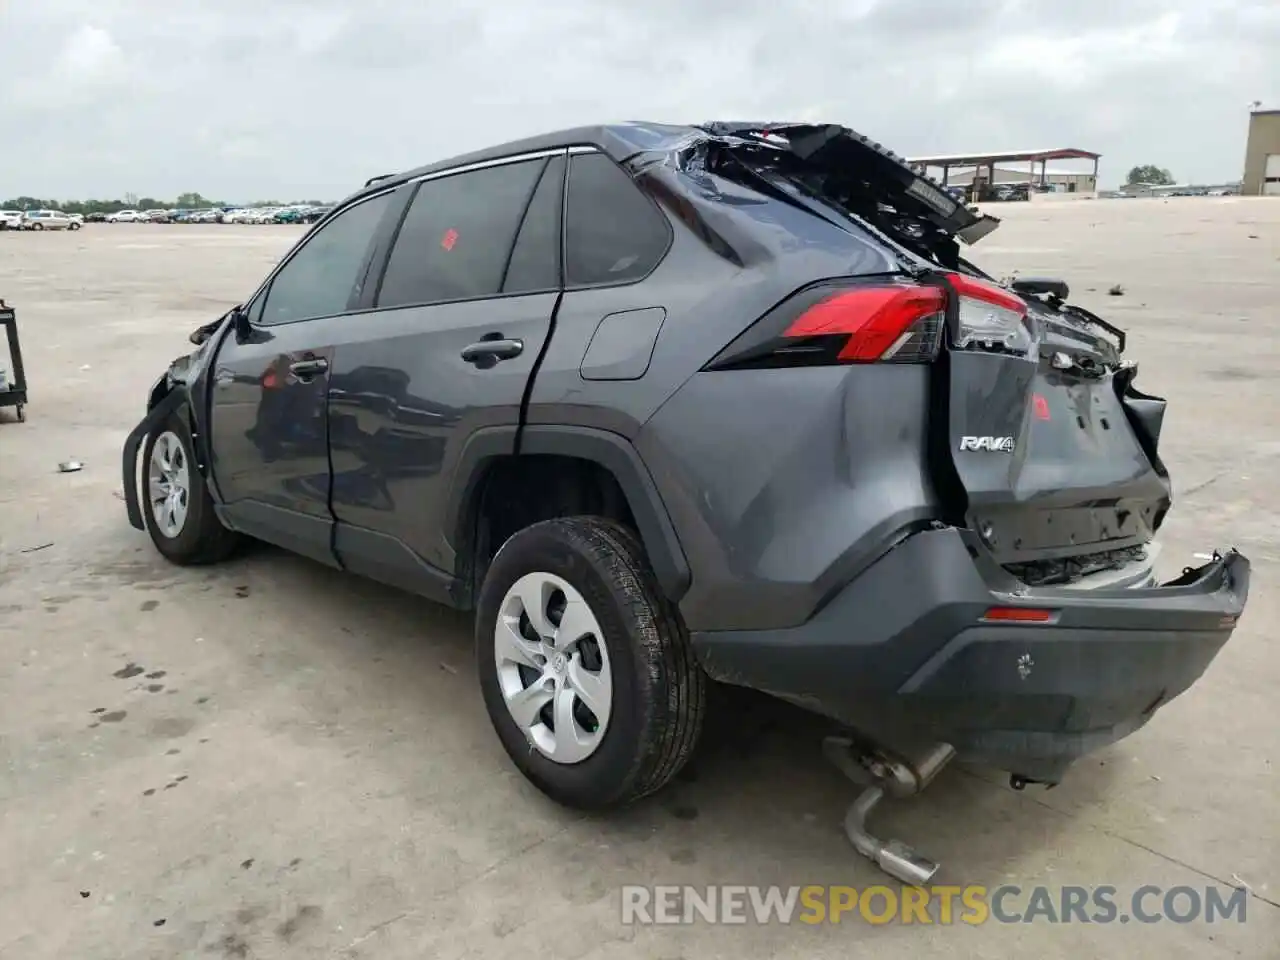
[445,424,692,603]
[121,386,189,531]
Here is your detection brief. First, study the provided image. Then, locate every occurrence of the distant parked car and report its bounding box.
[21,210,79,230]
[144,209,171,223]
[0,210,23,230]
[85,212,108,223]
[106,210,144,223]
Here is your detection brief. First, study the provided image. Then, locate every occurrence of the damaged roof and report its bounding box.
[349,120,1000,245]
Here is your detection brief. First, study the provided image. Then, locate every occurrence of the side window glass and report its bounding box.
[565,153,670,287]
[502,154,565,294]
[377,158,547,309]
[258,192,392,326]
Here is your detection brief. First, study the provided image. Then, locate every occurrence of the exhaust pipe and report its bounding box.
[825,739,955,884]
[843,785,940,886]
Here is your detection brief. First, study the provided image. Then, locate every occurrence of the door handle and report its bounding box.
[289,357,329,378]
[460,338,523,366]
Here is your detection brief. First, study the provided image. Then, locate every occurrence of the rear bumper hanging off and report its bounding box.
[692,527,1249,783]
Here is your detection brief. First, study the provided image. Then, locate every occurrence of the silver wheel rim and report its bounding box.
[495,572,614,764]
[148,431,190,538]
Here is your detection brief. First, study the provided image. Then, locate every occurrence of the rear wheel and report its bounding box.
[141,413,239,565]
[476,517,705,809]
[31,222,43,231]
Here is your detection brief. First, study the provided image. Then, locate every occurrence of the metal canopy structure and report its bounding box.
[909,148,1100,167]
[907,148,1102,192]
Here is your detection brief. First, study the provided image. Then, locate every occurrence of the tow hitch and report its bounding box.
[823,736,955,885]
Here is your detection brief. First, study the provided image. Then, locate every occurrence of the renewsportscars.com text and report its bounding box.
[621,884,1249,926]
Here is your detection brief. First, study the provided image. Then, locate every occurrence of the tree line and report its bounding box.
[0,192,330,213]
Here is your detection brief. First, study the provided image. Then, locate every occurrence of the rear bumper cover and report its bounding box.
[691,528,1249,781]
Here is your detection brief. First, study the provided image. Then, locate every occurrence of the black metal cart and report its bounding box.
[0,299,28,422]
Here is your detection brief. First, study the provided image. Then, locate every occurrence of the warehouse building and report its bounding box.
[938,165,1097,193]
[1242,108,1280,196]
[909,148,1101,197]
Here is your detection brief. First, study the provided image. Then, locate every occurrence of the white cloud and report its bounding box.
[57,24,127,81]
[0,0,1275,200]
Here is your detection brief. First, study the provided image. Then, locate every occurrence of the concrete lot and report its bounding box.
[0,200,1277,959]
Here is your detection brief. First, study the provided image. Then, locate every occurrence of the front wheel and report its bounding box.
[140,413,239,565]
[31,223,43,231]
[476,517,705,810]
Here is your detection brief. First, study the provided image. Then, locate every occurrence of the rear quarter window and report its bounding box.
[564,153,671,287]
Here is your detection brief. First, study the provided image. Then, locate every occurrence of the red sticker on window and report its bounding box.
[441,228,458,251]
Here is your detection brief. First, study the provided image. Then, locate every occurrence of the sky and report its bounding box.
[2,0,1277,202]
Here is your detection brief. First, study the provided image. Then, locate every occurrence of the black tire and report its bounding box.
[140,412,239,565]
[31,222,42,231]
[476,517,705,810]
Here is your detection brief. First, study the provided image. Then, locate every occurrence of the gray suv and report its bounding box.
[122,122,1248,873]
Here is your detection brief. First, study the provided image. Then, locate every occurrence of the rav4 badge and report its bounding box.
[959,435,1016,453]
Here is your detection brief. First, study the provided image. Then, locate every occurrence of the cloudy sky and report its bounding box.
[2,0,1276,202]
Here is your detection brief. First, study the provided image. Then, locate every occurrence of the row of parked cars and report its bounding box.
[0,210,84,230]
[89,205,333,224]
[0,205,334,231]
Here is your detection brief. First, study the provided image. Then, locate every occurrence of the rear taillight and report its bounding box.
[705,280,946,371]
[948,273,1033,355]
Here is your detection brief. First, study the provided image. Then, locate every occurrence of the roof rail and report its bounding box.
[364,173,395,187]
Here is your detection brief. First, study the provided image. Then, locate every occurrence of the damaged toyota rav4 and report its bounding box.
[123,122,1249,881]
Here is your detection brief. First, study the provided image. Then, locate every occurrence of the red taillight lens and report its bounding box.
[783,285,947,362]
[705,280,946,371]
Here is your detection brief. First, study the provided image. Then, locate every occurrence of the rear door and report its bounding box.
[326,151,566,595]
[207,190,398,566]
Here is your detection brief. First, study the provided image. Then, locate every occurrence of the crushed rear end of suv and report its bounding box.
[121,120,1249,882]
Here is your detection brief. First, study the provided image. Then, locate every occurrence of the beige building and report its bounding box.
[1242,109,1280,196]
[941,165,1097,193]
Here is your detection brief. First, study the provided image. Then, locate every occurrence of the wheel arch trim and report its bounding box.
[446,424,691,603]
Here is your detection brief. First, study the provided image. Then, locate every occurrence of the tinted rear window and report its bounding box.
[377,157,547,309]
[564,153,670,287]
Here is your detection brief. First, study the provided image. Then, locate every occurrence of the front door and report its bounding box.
[207,190,398,566]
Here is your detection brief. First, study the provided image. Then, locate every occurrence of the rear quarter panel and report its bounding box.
[523,162,900,437]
